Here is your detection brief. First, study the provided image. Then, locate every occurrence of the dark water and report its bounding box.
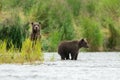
[0,52,120,80]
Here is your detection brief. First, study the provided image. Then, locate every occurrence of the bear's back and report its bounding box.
[58,40,79,51]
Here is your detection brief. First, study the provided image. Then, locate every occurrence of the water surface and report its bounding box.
[0,52,120,80]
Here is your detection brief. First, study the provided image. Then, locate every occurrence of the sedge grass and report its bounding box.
[0,39,43,64]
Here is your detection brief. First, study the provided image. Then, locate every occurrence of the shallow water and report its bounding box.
[0,52,120,80]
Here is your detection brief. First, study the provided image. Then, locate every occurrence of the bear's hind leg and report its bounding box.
[60,53,66,60]
[61,56,65,60]
[65,53,70,60]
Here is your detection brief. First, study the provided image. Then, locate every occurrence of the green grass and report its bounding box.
[0,39,43,64]
[81,17,103,51]
[0,0,120,52]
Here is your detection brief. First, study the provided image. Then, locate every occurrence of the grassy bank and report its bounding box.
[0,0,120,53]
[0,39,43,64]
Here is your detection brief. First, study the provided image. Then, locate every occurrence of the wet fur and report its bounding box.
[58,39,88,60]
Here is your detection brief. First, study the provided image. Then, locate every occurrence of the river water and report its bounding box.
[0,52,120,80]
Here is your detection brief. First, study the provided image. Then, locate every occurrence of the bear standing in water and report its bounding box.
[58,39,88,60]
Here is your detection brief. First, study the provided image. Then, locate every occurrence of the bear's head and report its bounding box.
[31,22,41,33]
[79,39,89,48]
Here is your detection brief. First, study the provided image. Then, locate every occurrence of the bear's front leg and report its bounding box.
[75,53,78,60]
[71,53,75,60]
[71,51,78,60]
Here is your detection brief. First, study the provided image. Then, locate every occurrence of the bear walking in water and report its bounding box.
[30,22,41,41]
[58,39,88,60]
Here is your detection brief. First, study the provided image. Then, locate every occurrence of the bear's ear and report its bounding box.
[79,38,84,43]
[39,22,41,24]
[81,38,84,42]
[31,22,34,26]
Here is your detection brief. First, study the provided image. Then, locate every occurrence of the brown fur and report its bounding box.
[30,22,41,41]
[58,39,88,60]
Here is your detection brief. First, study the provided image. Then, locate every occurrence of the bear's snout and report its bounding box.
[34,26,39,30]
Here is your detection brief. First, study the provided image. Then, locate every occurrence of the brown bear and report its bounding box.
[58,39,88,60]
[30,22,41,41]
